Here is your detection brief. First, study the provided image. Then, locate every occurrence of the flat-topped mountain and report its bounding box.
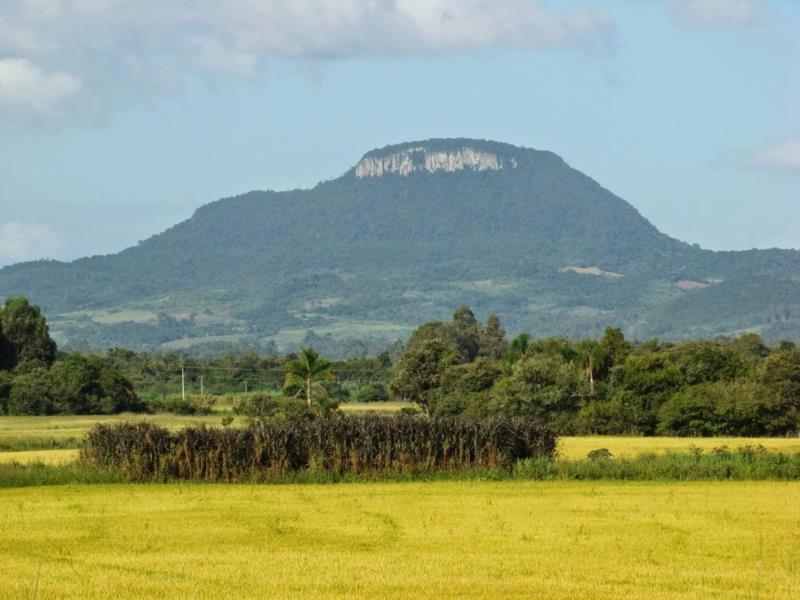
[354,142,517,177]
[1,138,799,353]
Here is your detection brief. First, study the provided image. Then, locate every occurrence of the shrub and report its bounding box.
[81,416,557,481]
[355,383,389,403]
[586,448,613,461]
[147,395,215,415]
[235,394,314,423]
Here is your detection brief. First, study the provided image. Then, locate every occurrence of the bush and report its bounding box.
[81,416,557,481]
[147,395,215,415]
[234,394,314,423]
[355,383,389,403]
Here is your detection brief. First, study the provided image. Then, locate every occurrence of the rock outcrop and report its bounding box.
[355,146,516,178]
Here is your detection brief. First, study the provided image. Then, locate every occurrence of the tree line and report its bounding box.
[389,306,800,436]
[2,296,800,437]
[0,297,391,415]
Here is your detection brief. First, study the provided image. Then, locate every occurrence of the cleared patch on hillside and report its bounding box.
[563,266,624,279]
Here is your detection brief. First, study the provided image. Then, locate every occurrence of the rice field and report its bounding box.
[0,481,797,599]
[557,436,800,460]
[0,403,412,450]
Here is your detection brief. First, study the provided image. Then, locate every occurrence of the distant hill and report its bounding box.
[2,138,799,353]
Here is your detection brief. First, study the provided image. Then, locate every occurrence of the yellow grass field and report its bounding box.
[0,403,412,446]
[0,481,798,599]
[0,449,79,465]
[0,413,246,445]
[558,436,800,460]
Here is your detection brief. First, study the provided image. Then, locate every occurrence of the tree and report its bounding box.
[0,297,57,369]
[504,333,530,366]
[599,327,630,377]
[52,354,143,414]
[0,328,13,371]
[7,366,57,415]
[390,337,461,414]
[727,333,771,361]
[283,347,337,411]
[490,353,589,431]
[430,357,502,417]
[760,348,800,422]
[451,305,482,361]
[657,382,790,436]
[478,315,508,359]
[0,370,13,414]
[356,383,389,403]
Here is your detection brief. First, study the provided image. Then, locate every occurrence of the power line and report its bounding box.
[177,365,386,374]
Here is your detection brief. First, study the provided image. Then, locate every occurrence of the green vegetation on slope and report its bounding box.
[1,138,798,352]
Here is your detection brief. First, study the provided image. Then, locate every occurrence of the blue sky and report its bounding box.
[0,0,798,266]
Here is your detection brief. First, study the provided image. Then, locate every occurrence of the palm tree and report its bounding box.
[283,347,337,410]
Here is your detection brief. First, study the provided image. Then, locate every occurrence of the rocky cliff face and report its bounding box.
[354,146,517,178]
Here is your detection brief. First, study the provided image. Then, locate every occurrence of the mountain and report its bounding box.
[2,138,799,353]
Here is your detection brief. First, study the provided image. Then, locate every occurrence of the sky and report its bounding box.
[0,0,798,267]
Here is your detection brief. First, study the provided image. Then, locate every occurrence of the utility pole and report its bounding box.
[181,364,186,401]
[200,375,204,397]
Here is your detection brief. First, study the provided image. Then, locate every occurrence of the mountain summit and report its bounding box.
[353,139,521,177]
[1,138,799,352]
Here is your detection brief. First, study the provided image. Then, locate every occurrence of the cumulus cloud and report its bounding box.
[0,58,81,118]
[0,222,63,266]
[0,0,614,122]
[665,0,759,28]
[753,135,800,173]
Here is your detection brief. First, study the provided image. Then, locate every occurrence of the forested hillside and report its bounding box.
[1,138,799,353]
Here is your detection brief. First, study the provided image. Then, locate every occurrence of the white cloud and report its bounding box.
[665,0,759,28]
[0,222,63,266]
[753,135,800,173]
[0,58,81,118]
[0,0,614,123]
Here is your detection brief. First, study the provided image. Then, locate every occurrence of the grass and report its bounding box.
[0,481,797,599]
[514,449,800,481]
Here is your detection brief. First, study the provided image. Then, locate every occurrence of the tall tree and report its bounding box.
[451,305,482,361]
[478,314,508,359]
[0,297,57,369]
[283,347,336,410]
[390,338,461,415]
[490,353,589,431]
